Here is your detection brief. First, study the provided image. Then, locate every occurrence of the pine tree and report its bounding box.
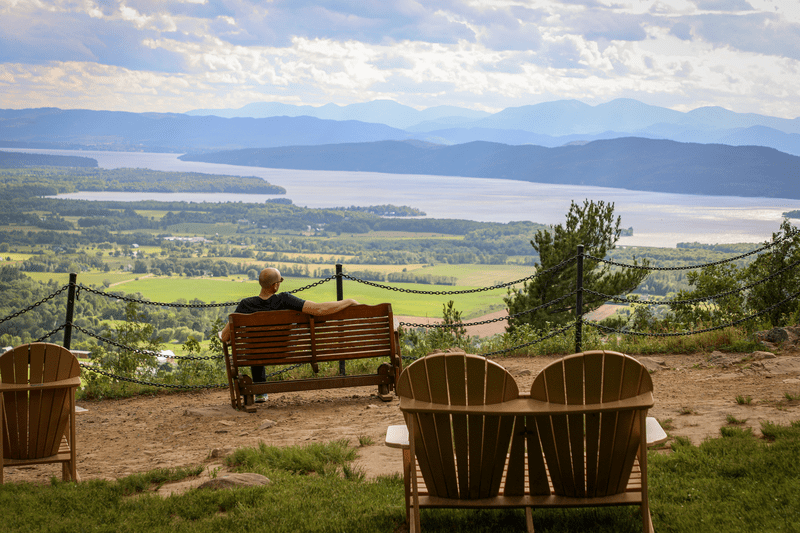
[504,200,649,331]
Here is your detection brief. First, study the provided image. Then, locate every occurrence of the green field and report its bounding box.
[66,275,510,318]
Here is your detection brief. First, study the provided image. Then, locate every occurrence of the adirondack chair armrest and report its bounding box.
[385,424,409,449]
[0,375,81,392]
[399,392,654,416]
[646,416,668,447]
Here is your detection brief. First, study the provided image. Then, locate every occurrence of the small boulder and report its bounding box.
[637,357,666,373]
[258,419,277,430]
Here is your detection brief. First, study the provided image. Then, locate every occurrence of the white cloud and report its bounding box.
[1,0,799,118]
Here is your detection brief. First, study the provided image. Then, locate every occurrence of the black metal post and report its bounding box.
[63,272,78,350]
[575,245,584,354]
[336,264,345,375]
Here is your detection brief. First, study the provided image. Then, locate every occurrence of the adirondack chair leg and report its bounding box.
[409,428,422,533]
[525,507,534,532]
[402,448,412,524]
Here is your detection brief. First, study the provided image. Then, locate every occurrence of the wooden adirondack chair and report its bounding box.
[515,350,657,533]
[1,343,81,483]
[395,349,532,533]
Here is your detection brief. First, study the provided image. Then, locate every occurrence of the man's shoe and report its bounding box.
[255,394,268,403]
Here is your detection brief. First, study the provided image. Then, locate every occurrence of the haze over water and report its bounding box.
[12,148,800,248]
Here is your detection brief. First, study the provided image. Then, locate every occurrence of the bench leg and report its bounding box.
[377,363,394,402]
[377,383,393,402]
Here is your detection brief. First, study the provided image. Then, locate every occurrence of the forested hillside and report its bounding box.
[181,138,800,199]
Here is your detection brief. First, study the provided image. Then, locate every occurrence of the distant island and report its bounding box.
[0,150,98,168]
[180,138,800,200]
[0,155,286,197]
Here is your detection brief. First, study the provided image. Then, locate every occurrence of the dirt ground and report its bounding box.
[5,346,800,494]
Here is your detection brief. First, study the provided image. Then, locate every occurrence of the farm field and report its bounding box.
[22,272,515,318]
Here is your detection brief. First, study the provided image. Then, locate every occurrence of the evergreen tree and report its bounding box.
[504,200,649,331]
[743,219,800,327]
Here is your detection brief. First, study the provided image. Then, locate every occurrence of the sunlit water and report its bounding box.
[7,148,800,248]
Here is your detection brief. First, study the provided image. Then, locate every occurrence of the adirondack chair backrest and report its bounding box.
[528,350,653,498]
[1,343,80,461]
[397,350,519,500]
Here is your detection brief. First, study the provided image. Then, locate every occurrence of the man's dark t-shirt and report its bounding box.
[233,292,306,385]
[234,293,305,314]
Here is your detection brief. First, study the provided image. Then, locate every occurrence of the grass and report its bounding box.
[726,414,748,425]
[2,421,800,533]
[96,275,511,318]
[736,395,754,405]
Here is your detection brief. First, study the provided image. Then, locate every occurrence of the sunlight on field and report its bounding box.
[411,263,535,286]
[94,275,511,317]
[24,272,139,286]
[1,253,33,261]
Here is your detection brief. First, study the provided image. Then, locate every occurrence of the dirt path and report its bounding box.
[6,351,800,494]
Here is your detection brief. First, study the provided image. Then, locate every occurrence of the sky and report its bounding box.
[1,0,799,118]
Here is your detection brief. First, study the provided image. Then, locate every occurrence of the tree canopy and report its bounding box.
[504,200,650,331]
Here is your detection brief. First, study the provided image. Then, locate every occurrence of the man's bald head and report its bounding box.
[258,268,282,290]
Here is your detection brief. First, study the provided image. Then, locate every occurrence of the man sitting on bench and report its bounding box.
[220,267,359,402]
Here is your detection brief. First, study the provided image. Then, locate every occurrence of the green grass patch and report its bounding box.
[2,422,799,532]
[96,276,511,317]
[0,252,33,261]
[165,222,238,235]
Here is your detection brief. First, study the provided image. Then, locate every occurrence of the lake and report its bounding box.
[7,147,800,248]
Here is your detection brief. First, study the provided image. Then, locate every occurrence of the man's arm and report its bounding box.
[302,298,359,316]
[219,321,231,343]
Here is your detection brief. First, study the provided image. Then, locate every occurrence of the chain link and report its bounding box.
[288,276,336,293]
[586,286,800,338]
[479,322,577,357]
[77,284,238,308]
[586,226,800,272]
[585,254,800,307]
[78,362,227,389]
[0,285,69,325]
[69,323,223,360]
[35,323,67,343]
[340,256,576,296]
[399,290,578,330]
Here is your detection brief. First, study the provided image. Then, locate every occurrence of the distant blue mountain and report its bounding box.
[187,97,800,155]
[0,108,416,152]
[186,99,490,130]
[179,138,800,200]
[3,100,800,160]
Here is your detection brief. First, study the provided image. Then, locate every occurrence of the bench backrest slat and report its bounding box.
[228,303,397,366]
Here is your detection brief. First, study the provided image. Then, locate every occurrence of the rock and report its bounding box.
[751,351,776,360]
[760,358,800,374]
[257,419,276,430]
[708,351,733,368]
[208,447,233,458]
[756,326,800,349]
[197,473,271,490]
[637,357,666,373]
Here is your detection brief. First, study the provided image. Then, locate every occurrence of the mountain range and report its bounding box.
[179,138,800,200]
[2,100,799,200]
[2,99,799,157]
[187,98,800,156]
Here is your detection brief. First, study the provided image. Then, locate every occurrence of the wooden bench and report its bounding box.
[222,303,402,412]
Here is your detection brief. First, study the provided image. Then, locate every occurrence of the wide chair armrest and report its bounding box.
[0,376,81,392]
[385,424,409,449]
[646,416,668,447]
[386,419,666,450]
